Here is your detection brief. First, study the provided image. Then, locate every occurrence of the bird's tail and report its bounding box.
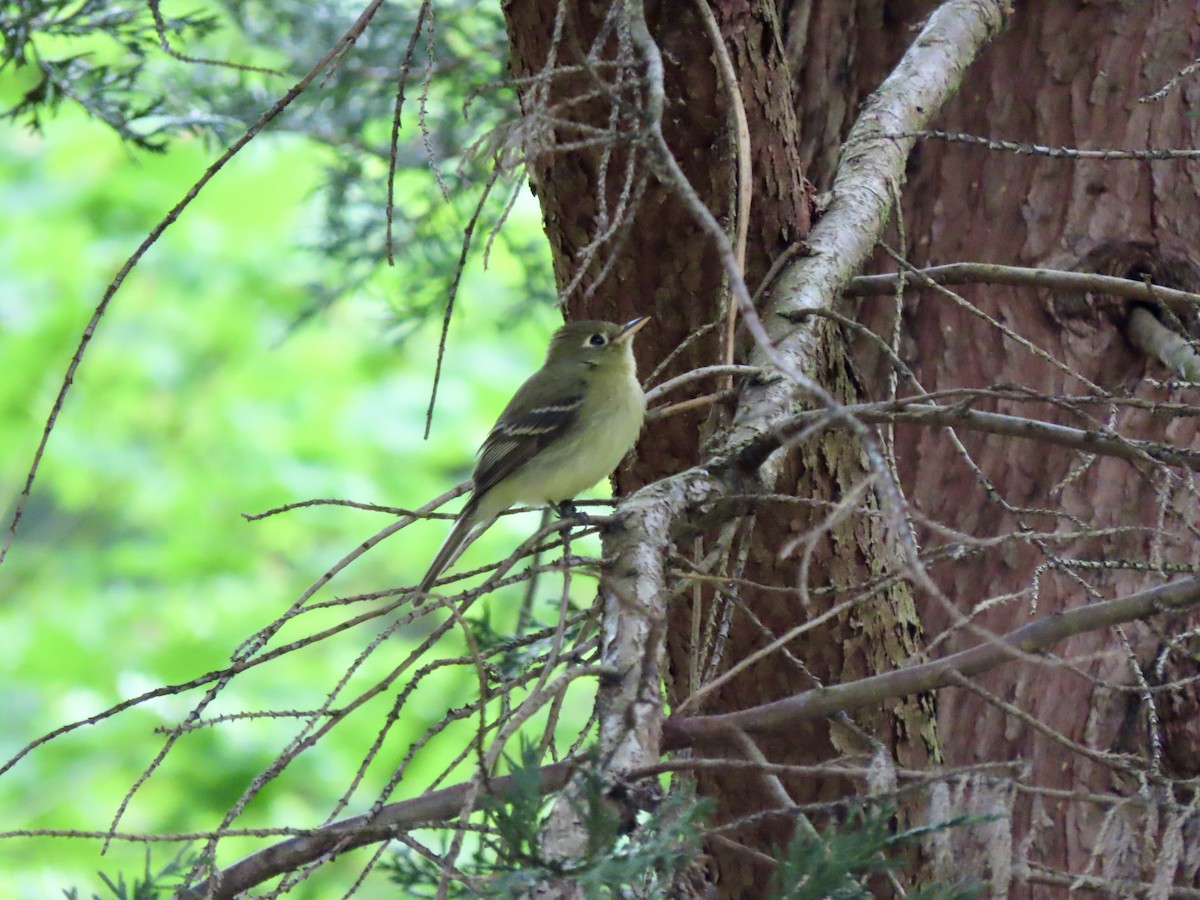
[416,497,482,602]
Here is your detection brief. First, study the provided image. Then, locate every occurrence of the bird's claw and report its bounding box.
[552,500,592,525]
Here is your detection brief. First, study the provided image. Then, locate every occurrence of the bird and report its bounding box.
[416,316,649,599]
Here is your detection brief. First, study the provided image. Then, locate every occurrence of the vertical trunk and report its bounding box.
[505,0,1200,894]
[893,1,1200,888]
[786,0,1200,890]
[504,1,939,894]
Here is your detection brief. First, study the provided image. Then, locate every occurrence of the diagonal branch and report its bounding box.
[177,761,577,900]
[662,575,1200,749]
[724,0,1011,470]
[0,0,392,568]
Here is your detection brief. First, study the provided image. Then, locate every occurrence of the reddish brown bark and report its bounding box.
[504,0,1200,895]
[504,1,938,893]
[812,0,1200,891]
[887,2,1200,889]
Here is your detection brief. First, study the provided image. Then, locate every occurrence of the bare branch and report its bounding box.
[663,576,1200,748]
[783,400,1200,473]
[177,761,577,900]
[843,262,1200,320]
[899,130,1200,160]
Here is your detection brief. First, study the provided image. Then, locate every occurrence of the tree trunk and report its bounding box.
[503,0,1200,895]
[860,1,1200,892]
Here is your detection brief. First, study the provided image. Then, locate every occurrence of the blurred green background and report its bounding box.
[0,97,596,896]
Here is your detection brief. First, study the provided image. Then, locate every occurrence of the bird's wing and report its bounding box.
[472,367,586,496]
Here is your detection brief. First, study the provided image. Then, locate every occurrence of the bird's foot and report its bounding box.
[552,500,592,526]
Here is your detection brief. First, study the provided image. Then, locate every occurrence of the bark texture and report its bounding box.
[503,0,1200,895]
[799,0,1200,892]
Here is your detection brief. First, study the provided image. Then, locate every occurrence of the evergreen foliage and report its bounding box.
[63,845,198,900]
[2,0,222,148]
[1,0,552,323]
[768,803,985,900]
[383,743,710,898]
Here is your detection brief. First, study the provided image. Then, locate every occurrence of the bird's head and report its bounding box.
[545,317,649,369]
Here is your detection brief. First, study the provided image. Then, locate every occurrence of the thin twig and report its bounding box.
[0,0,392,568]
[843,261,1200,320]
[1140,55,1200,103]
[147,0,284,75]
[643,364,760,404]
[899,130,1200,161]
[692,0,751,386]
[385,0,433,266]
[424,167,502,438]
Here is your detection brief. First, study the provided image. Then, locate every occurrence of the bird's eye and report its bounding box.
[588,333,607,347]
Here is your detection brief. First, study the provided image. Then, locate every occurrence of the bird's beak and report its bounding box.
[616,316,650,342]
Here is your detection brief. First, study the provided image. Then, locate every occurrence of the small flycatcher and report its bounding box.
[417,317,649,597]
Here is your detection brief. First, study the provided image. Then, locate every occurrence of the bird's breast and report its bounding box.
[500,365,644,506]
